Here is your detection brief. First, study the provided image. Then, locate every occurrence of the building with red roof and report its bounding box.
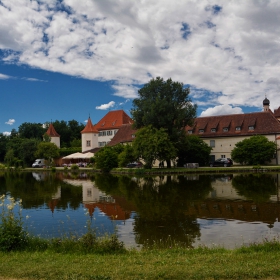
[46,123,60,148]
[81,110,133,152]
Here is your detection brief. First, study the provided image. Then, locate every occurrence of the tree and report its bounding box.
[131,77,196,167]
[18,139,39,167]
[177,135,212,167]
[231,135,276,165]
[94,146,119,172]
[0,133,8,162]
[118,145,135,167]
[18,122,46,140]
[35,142,60,166]
[132,125,177,169]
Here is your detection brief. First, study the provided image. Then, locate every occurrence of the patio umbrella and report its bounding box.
[62,152,84,159]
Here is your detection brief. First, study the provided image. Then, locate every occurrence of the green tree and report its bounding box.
[0,134,8,162]
[18,122,46,140]
[231,135,276,165]
[18,139,39,167]
[131,77,196,167]
[35,142,60,166]
[94,146,119,172]
[133,125,177,169]
[177,134,212,167]
[118,144,135,167]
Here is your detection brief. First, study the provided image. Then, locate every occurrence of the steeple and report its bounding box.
[263,95,270,112]
[45,123,60,148]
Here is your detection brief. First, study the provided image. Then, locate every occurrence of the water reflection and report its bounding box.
[1,171,280,248]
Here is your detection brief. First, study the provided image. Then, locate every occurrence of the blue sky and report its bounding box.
[1,0,280,134]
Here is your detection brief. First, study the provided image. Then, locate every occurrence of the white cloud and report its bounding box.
[1,0,280,109]
[5,119,15,125]
[96,101,115,110]
[0,73,11,79]
[23,77,48,82]
[200,105,243,117]
[3,131,11,136]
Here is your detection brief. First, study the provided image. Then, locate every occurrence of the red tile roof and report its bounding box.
[186,111,280,138]
[274,107,280,118]
[81,118,98,134]
[108,124,137,146]
[46,123,60,137]
[94,110,133,131]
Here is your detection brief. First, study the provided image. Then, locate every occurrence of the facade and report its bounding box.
[81,110,133,152]
[107,98,280,165]
[185,99,280,164]
[45,123,60,148]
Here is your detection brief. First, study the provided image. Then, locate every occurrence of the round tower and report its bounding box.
[81,117,98,152]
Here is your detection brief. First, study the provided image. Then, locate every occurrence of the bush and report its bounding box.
[71,164,79,171]
[0,195,28,251]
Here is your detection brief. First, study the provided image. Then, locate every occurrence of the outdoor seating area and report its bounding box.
[61,152,93,167]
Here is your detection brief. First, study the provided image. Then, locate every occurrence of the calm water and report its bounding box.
[1,171,280,249]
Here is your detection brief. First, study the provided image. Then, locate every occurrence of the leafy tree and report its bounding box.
[231,135,276,165]
[0,134,8,162]
[132,125,177,169]
[131,77,196,167]
[177,134,212,167]
[18,122,46,140]
[18,139,39,167]
[4,149,16,166]
[118,145,135,167]
[35,142,60,165]
[94,146,119,172]
[70,139,81,148]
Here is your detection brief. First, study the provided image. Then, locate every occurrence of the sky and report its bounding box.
[1,0,280,135]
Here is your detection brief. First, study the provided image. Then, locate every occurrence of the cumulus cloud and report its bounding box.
[96,101,115,110]
[1,0,280,109]
[5,119,15,125]
[200,105,243,117]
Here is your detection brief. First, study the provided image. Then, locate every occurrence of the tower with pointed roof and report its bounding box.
[81,117,99,152]
[46,123,60,148]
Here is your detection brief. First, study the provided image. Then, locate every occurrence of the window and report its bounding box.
[98,132,102,136]
[199,129,204,133]
[98,142,107,147]
[235,126,241,131]
[211,128,216,133]
[210,140,215,147]
[188,130,193,134]
[132,134,135,138]
[107,130,112,136]
[87,189,92,197]
[221,155,226,158]
[86,140,91,147]
[248,126,254,130]
[223,127,228,132]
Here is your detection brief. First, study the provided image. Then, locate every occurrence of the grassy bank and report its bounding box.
[1,242,280,279]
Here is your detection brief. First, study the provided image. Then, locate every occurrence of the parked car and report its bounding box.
[126,162,143,168]
[32,159,45,168]
[210,158,233,167]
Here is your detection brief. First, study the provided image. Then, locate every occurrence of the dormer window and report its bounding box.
[188,130,193,134]
[211,128,216,133]
[249,126,254,131]
[199,129,204,133]
[223,127,228,132]
[235,126,241,131]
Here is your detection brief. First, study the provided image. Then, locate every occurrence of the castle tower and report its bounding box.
[81,117,99,152]
[263,96,270,112]
[46,123,60,148]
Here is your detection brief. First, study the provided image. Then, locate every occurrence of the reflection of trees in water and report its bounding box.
[95,174,213,247]
[0,172,82,210]
[232,174,276,202]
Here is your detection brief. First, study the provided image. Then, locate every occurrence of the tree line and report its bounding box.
[0,120,85,166]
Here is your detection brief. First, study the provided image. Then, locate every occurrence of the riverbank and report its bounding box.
[22,165,280,175]
[1,242,280,279]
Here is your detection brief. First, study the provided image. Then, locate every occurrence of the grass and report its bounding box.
[1,242,280,279]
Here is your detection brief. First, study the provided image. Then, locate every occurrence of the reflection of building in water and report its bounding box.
[187,200,280,225]
[48,187,61,213]
[187,174,280,225]
[64,179,132,221]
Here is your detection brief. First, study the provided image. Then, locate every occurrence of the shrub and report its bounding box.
[71,164,79,171]
[0,195,28,251]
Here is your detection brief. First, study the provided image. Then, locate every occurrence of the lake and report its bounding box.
[1,171,280,249]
